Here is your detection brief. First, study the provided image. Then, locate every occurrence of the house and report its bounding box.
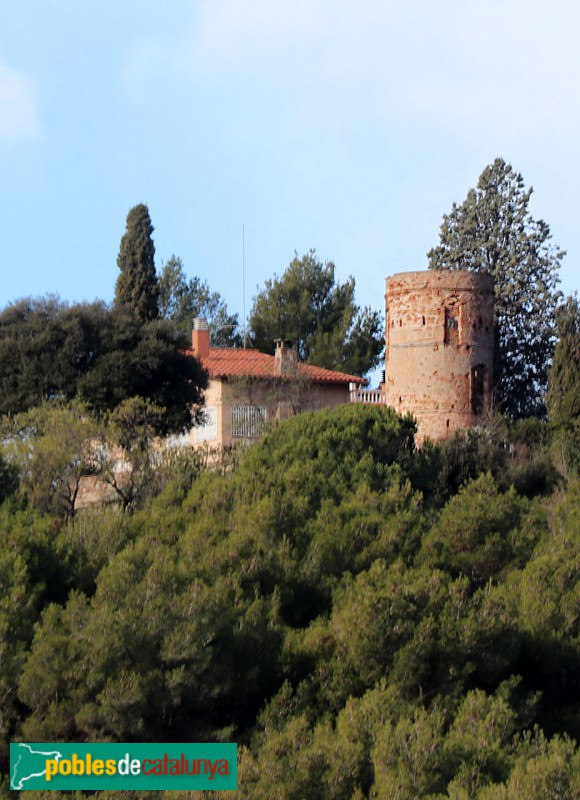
[186,318,368,448]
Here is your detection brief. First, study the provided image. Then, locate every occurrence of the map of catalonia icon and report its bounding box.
[11,744,65,790]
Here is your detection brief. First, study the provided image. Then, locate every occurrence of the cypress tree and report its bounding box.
[115,204,159,321]
[547,294,580,425]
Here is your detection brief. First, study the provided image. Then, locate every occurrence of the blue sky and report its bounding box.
[1,0,578,340]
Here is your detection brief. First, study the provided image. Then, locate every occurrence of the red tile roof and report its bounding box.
[184,347,367,385]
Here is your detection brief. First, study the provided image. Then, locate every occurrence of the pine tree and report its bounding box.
[158,255,242,346]
[114,204,159,321]
[428,159,564,418]
[249,250,384,376]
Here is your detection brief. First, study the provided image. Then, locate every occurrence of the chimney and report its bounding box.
[274,338,298,376]
[192,317,210,359]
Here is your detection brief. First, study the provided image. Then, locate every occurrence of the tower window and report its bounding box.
[471,365,485,415]
[444,307,459,344]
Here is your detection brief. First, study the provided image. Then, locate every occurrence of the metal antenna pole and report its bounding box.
[242,225,246,348]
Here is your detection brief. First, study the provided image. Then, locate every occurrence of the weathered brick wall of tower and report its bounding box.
[385,270,494,442]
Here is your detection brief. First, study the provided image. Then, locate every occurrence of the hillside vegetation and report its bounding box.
[1,404,579,799]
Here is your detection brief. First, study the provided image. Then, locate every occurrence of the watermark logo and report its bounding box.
[10,742,237,791]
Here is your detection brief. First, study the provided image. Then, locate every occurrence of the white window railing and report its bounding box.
[231,405,267,438]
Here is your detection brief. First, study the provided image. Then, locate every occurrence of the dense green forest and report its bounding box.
[1,194,579,797]
[1,400,579,799]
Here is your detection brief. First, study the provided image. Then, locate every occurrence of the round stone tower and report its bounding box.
[384,270,494,442]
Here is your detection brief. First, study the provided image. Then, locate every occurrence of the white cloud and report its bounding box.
[196,1,579,120]
[122,0,580,156]
[0,60,41,143]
